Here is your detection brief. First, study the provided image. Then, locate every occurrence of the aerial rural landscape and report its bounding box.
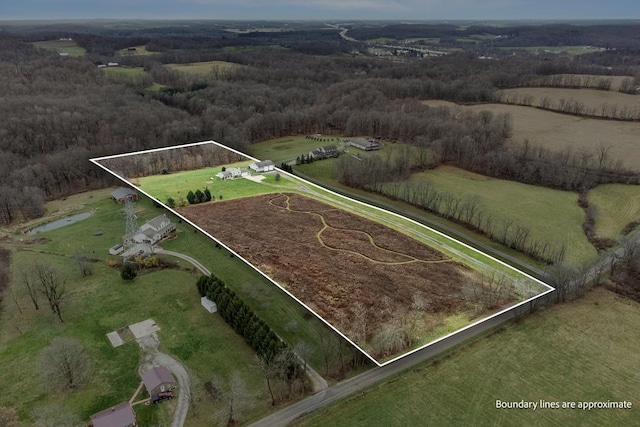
[0,3,639,426]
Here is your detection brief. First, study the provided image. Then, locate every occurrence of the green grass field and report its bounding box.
[297,288,640,427]
[135,161,297,204]
[0,252,270,425]
[501,46,604,55]
[401,166,596,265]
[116,45,157,56]
[295,158,593,266]
[250,135,344,162]
[32,39,86,56]
[589,184,640,239]
[0,190,342,425]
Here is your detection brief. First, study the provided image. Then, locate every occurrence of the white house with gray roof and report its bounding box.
[130,214,176,245]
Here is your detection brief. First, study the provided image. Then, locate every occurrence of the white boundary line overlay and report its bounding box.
[91,140,555,367]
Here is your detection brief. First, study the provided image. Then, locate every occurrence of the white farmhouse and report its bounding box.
[131,214,176,245]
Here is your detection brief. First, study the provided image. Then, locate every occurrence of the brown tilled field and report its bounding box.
[180,193,514,358]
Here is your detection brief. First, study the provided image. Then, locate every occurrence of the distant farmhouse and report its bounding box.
[215,167,247,180]
[90,402,136,427]
[309,145,339,160]
[249,160,275,173]
[110,187,138,204]
[129,214,176,245]
[347,137,381,151]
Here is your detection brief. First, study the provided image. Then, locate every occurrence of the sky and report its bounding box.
[1,0,638,20]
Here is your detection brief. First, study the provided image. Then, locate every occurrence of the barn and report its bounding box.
[110,187,138,204]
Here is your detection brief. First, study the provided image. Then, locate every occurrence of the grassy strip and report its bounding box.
[297,288,640,427]
[588,184,640,239]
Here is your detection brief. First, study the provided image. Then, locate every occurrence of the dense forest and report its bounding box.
[0,21,639,226]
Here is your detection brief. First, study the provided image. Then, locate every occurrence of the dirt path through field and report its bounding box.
[268,193,453,266]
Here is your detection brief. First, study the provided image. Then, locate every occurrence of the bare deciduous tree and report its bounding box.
[34,262,65,323]
[39,337,91,391]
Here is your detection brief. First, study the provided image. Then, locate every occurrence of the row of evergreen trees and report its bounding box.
[187,188,212,204]
[196,274,287,362]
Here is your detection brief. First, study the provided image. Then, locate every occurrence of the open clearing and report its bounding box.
[251,135,344,162]
[165,61,242,76]
[399,166,596,265]
[423,100,640,171]
[497,87,640,117]
[32,39,86,56]
[589,184,640,240]
[179,192,537,361]
[297,287,640,427]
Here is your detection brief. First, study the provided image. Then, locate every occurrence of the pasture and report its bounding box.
[0,189,350,425]
[32,39,86,56]
[116,45,157,56]
[250,135,344,163]
[297,287,640,427]
[401,166,595,265]
[589,184,640,240]
[422,101,640,172]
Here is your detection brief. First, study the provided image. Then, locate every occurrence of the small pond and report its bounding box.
[27,212,92,235]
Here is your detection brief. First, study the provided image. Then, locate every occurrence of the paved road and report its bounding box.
[249,305,528,427]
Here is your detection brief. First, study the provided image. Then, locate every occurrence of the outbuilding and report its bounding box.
[201,296,217,313]
[142,366,176,401]
[249,160,275,173]
[110,187,138,204]
[90,402,136,427]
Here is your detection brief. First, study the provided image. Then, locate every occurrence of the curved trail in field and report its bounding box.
[268,194,452,266]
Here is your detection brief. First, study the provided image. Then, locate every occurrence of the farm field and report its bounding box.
[399,166,596,265]
[497,87,640,117]
[297,287,640,427]
[116,45,157,56]
[523,74,634,91]
[179,193,544,362]
[422,101,640,171]
[589,184,640,240]
[165,60,241,76]
[512,45,605,55]
[32,39,86,56]
[101,66,147,77]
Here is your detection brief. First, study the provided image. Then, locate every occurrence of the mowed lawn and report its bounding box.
[395,166,595,265]
[136,162,297,204]
[0,253,270,425]
[298,288,640,427]
[422,101,640,172]
[250,135,345,163]
[589,184,640,239]
[32,39,86,56]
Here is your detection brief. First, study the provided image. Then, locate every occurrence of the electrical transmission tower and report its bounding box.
[122,199,138,256]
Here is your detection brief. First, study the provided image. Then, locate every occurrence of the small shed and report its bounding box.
[90,402,136,427]
[201,296,217,313]
[109,244,124,255]
[142,366,175,400]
